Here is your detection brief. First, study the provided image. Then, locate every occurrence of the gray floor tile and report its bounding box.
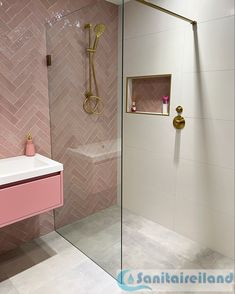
[0,205,234,294]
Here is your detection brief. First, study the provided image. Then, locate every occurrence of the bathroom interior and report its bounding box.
[0,0,234,293]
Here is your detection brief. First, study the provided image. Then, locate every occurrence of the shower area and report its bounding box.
[46,0,121,277]
[47,0,234,282]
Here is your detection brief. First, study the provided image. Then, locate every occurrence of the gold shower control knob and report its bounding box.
[173,106,185,129]
[176,106,183,113]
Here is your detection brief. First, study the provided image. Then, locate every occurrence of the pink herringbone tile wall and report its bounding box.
[0,0,99,254]
[132,76,171,113]
[47,1,119,228]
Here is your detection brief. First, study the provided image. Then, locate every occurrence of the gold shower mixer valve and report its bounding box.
[173,106,186,130]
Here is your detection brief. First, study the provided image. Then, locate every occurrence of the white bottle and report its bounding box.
[162,103,168,115]
[162,96,169,115]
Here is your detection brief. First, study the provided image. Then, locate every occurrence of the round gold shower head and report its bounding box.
[94,24,106,38]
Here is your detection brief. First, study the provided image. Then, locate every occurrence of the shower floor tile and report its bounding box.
[57,205,233,276]
[0,205,234,294]
[122,208,234,270]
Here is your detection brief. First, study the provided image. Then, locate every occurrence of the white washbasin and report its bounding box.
[0,154,63,185]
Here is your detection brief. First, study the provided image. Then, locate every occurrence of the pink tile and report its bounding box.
[132,76,171,113]
[0,0,118,255]
[7,7,31,29]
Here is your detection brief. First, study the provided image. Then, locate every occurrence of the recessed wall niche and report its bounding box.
[126,75,172,116]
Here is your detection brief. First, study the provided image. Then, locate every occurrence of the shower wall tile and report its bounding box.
[124,115,176,158]
[0,0,98,158]
[47,1,119,227]
[174,197,234,258]
[124,0,188,40]
[124,0,234,258]
[124,147,177,197]
[55,156,118,228]
[124,29,185,76]
[0,0,99,255]
[124,146,176,229]
[183,16,235,73]
[176,160,234,216]
[180,70,234,121]
[180,118,234,169]
[186,0,235,22]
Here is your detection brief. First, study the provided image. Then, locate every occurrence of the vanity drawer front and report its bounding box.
[0,174,63,228]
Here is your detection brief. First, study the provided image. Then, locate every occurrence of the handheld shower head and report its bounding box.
[93,24,106,50]
[94,24,106,37]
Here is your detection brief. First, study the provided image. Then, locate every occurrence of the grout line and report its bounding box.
[125,110,235,122]
[124,26,187,41]
[197,14,235,25]
[183,115,234,122]
[124,144,234,171]
[182,68,235,74]
[124,14,234,41]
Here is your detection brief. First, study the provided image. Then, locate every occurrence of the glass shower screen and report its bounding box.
[46,0,122,279]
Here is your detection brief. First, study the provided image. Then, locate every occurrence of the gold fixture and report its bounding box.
[83,23,106,115]
[135,0,197,26]
[173,106,185,129]
[93,24,106,51]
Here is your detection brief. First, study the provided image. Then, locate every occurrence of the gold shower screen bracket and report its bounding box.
[135,0,197,26]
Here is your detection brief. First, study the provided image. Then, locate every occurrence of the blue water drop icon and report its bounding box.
[128,274,135,284]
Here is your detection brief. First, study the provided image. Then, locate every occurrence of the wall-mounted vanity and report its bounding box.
[0,154,63,228]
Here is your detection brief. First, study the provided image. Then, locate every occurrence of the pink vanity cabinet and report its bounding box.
[0,155,64,228]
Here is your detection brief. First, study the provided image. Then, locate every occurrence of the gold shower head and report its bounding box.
[94,24,106,37]
[93,24,106,50]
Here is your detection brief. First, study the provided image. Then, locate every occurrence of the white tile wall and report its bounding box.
[124,29,185,75]
[124,146,176,229]
[123,0,234,258]
[124,146,177,195]
[180,118,234,169]
[124,115,176,157]
[124,0,188,39]
[186,0,235,22]
[174,196,235,258]
[176,160,234,216]
[180,70,234,120]
[183,17,234,73]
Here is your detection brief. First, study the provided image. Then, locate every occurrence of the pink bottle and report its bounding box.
[25,133,36,156]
